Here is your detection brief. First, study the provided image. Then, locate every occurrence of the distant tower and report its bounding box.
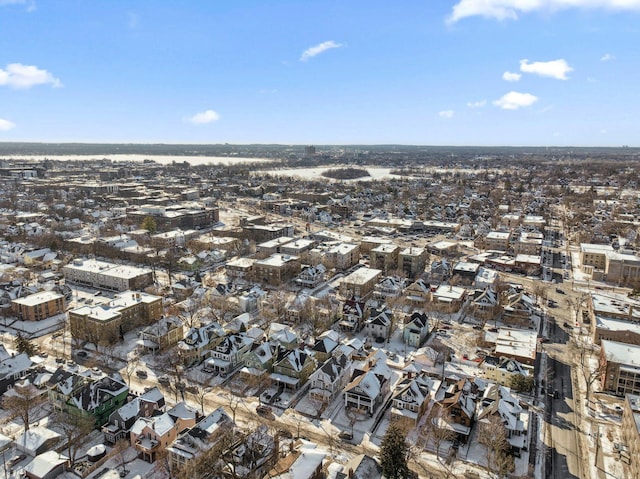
[304,145,316,157]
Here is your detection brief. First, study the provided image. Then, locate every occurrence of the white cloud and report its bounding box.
[601,53,615,61]
[188,110,220,125]
[0,118,15,131]
[448,0,640,23]
[438,110,455,119]
[493,91,538,110]
[300,41,343,62]
[520,59,573,80]
[467,100,487,108]
[502,71,522,82]
[0,63,62,89]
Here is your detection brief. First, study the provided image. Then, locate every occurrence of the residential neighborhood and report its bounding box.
[0,145,639,479]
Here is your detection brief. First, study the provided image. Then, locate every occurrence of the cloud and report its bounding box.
[447,0,640,23]
[0,118,16,131]
[0,63,62,89]
[520,59,573,80]
[493,91,538,110]
[467,100,486,108]
[188,109,220,125]
[0,0,35,12]
[438,110,455,119]
[600,53,615,61]
[502,71,522,82]
[300,41,343,62]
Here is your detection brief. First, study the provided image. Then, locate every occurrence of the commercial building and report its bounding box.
[62,259,153,292]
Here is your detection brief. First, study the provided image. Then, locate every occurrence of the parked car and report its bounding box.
[338,431,354,441]
[136,369,148,379]
[256,405,274,419]
[158,375,171,386]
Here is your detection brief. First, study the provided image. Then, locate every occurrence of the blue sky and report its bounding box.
[1,0,639,146]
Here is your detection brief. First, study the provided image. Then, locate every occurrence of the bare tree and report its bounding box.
[2,382,45,433]
[189,382,212,415]
[478,415,515,479]
[571,336,604,409]
[52,411,95,465]
[121,353,141,388]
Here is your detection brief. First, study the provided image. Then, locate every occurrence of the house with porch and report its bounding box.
[271,348,317,391]
[48,368,129,426]
[204,332,254,374]
[308,353,351,405]
[102,387,165,444]
[131,402,198,463]
[403,311,430,347]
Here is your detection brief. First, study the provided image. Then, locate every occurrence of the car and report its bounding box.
[256,405,274,419]
[75,350,88,358]
[556,288,565,294]
[338,431,354,441]
[136,369,148,379]
[8,454,26,467]
[158,375,171,386]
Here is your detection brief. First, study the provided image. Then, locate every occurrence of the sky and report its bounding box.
[1,0,640,146]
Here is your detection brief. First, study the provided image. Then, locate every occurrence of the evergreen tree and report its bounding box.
[14,333,37,356]
[380,420,410,479]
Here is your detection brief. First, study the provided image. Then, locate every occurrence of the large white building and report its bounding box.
[62,258,154,291]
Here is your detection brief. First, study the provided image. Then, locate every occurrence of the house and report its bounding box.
[501,291,536,327]
[338,299,368,333]
[131,402,198,463]
[404,278,431,308]
[344,350,392,416]
[23,451,69,479]
[308,353,351,405]
[167,407,233,473]
[296,264,326,289]
[431,285,467,313]
[137,315,185,353]
[363,307,393,342]
[177,322,225,366]
[263,439,325,479]
[481,356,533,388]
[15,426,62,456]
[476,383,528,456]
[438,378,485,443]
[102,387,165,443]
[403,311,430,347]
[470,287,499,321]
[310,336,339,364]
[271,348,317,391]
[390,373,435,427]
[373,276,405,300]
[204,333,254,374]
[242,342,276,373]
[0,345,32,394]
[267,323,300,349]
[48,369,129,426]
[336,454,383,479]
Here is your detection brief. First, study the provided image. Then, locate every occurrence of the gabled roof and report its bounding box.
[345,370,381,399]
